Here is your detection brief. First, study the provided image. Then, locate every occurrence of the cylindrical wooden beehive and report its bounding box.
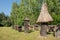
[36,2,53,36]
[18,26,22,32]
[24,17,30,33]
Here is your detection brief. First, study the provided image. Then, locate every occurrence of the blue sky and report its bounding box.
[0,0,21,16]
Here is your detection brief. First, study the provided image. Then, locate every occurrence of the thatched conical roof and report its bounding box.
[24,17,30,21]
[37,2,53,23]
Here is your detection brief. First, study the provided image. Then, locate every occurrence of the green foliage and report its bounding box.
[10,2,19,25]
[10,0,41,25]
[10,0,60,25]
[46,0,60,24]
[0,12,11,26]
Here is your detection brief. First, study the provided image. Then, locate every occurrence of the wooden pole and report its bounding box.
[40,23,48,36]
[24,17,30,33]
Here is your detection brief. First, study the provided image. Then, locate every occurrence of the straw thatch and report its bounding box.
[37,3,53,23]
[24,17,30,21]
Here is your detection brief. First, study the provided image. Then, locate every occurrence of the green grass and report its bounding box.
[0,27,60,40]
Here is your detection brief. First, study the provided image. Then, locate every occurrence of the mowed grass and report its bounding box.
[0,27,60,40]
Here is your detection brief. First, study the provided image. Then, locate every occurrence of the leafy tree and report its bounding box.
[10,0,60,25]
[0,12,11,26]
[0,12,6,25]
[10,2,19,25]
[18,0,41,25]
[46,0,60,24]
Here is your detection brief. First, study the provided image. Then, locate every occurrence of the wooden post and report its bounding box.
[40,23,48,36]
[54,25,60,37]
[24,17,30,33]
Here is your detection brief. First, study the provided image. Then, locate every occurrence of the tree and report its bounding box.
[0,12,6,25]
[10,2,19,25]
[10,0,60,25]
[18,0,41,25]
[0,12,11,26]
[46,0,60,24]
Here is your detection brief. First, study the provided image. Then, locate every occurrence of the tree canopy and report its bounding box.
[0,12,11,26]
[10,0,60,26]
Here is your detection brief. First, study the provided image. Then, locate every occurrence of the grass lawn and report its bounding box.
[0,27,60,40]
